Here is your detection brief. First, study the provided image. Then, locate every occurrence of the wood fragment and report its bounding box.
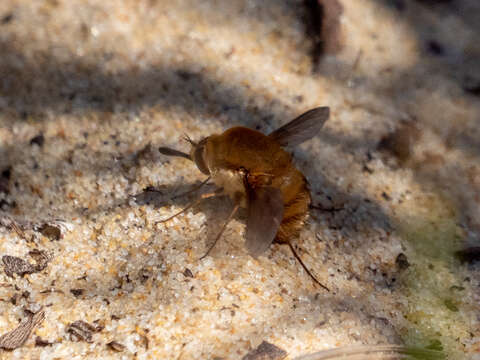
[0,309,45,350]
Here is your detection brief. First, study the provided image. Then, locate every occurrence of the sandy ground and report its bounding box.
[0,0,479,359]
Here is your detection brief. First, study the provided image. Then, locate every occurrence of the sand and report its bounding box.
[0,0,479,359]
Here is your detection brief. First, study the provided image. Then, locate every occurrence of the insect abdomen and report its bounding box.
[275,180,310,244]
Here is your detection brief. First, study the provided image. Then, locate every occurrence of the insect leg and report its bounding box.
[199,203,240,260]
[156,191,217,224]
[171,177,211,200]
[287,242,330,292]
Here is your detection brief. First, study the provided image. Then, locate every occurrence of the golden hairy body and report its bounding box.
[158,106,330,289]
[204,127,310,243]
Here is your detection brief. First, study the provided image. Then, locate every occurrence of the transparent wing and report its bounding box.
[245,186,284,257]
[268,106,329,147]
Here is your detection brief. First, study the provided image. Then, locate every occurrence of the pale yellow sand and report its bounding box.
[0,1,479,359]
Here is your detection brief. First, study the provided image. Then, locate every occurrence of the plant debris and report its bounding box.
[107,340,126,352]
[28,249,51,271]
[10,291,30,305]
[70,288,84,297]
[67,320,104,343]
[183,268,194,278]
[39,223,62,241]
[0,309,45,350]
[242,341,287,360]
[10,221,29,241]
[2,250,52,277]
[2,256,36,277]
[35,336,54,347]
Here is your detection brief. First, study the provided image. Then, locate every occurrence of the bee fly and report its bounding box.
[159,107,330,291]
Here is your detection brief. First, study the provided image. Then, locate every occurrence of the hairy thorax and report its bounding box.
[204,127,309,210]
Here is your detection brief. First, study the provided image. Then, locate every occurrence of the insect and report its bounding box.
[159,107,330,290]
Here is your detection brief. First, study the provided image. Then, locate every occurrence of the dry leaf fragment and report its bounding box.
[2,256,35,277]
[0,309,45,350]
[2,250,52,277]
[242,341,287,360]
[40,220,74,240]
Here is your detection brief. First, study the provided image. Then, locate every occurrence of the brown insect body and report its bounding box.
[202,126,310,244]
[159,106,330,289]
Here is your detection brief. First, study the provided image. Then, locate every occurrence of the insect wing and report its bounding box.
[268,106,329,147]
[245,187,284,257]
